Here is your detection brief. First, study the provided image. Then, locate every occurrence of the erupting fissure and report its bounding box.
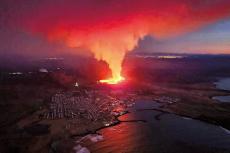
[99,76,125,84]
[84,30,142,85]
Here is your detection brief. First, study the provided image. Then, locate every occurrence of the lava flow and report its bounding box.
[99,76,125,84]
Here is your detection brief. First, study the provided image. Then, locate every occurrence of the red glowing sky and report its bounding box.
[15,0,230,38]
[0,0,230,56]
[1,0,230,83]
[0,0,230,58]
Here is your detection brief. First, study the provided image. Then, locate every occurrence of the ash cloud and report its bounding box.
[1,0,230,79]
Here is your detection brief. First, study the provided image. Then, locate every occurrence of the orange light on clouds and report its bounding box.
[14,0,230,83]
[59,20,146,84]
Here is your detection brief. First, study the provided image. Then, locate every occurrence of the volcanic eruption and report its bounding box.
[62,22,145,84]
[7,0,230,84]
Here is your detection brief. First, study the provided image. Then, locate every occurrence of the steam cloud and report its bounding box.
[2,0,230,81]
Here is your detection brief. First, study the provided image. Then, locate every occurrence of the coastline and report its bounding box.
[75,94,230,153]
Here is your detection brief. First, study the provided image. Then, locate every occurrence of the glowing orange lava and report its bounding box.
[100,76,125,84]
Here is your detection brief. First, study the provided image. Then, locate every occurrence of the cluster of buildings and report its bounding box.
[43,90,132,121]
[43,93,78,119]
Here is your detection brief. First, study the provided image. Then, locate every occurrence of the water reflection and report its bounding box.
[213,96,230,103]
[86,101,230,153]
[88,113,141,153]
[214,78,230,102]
[215,78,230,91]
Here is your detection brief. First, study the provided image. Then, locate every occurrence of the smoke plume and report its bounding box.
[2,0,230,83]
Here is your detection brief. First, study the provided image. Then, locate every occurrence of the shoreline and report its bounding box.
[70,111,130,139]
[73,98,230,145]
[73,102,230,153]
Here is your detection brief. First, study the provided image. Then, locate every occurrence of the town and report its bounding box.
[42,89,135,123]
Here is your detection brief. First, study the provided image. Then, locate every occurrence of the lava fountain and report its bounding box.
[64,24,145,84]
[89,28,144,84]
[99,76,125,84]
[97,50,125,84]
